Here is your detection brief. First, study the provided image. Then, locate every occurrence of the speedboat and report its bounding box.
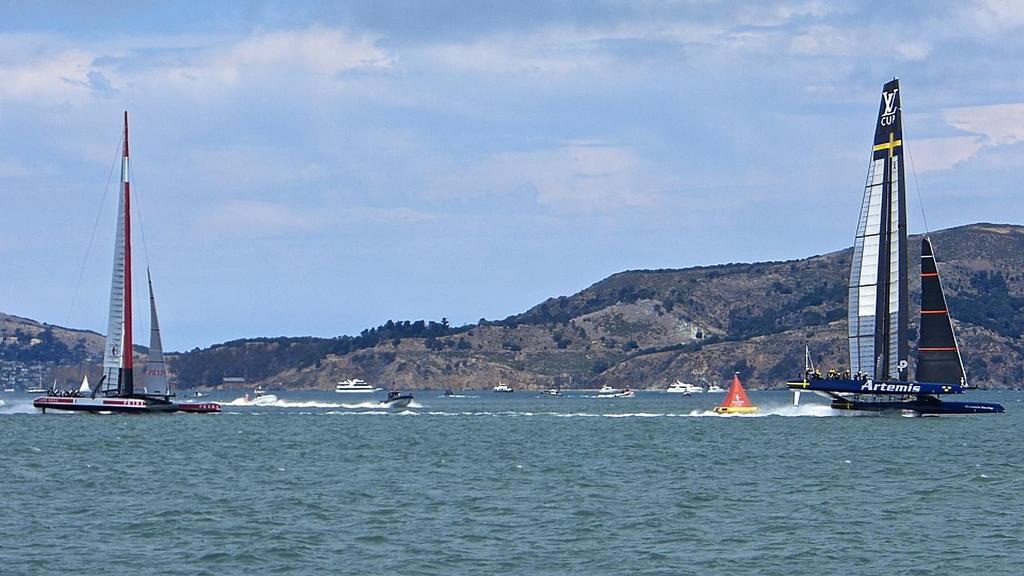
[706,384,726,393]
[598,387,634,398]
[246,386,278,405]
[597,385,624,395]
[493,384,514,393]
[666,381,703,394]
[380,389,413,409]
[335,378,380,393]
[541,388,562,397]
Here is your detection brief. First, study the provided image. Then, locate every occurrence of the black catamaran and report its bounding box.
[788,79,1004,415]
[34,113,220,414]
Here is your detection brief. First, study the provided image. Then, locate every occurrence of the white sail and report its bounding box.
[78,375,91,394]
[848,78,908,381]
[102,177,127,394]
[144,270,169,395]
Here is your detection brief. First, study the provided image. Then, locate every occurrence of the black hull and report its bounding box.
[831,397,1004,415]
[380,395,413,409]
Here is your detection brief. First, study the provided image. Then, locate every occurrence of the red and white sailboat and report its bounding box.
[34,113,219,414]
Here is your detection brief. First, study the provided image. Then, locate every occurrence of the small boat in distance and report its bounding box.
[597,385,624,395]
[667,381,702,394]
[334,379,380,393]
[598,387,634,398]
[493,384,514,393]
[714,373,758,415]
[380,389,414,409]
[705,383,725,393]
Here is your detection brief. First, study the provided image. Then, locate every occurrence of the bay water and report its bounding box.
[2,390,1022,575]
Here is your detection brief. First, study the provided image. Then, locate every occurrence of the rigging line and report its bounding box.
[901,113,931,236]
[66,133,123,326]
[129,154,152,273]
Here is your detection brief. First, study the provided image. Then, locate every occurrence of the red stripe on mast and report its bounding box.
[122,111,133,384]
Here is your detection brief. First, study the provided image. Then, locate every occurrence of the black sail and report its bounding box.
[915,238,965,385]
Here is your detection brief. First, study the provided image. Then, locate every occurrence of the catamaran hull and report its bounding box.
[34,396,178,414]
[787,379,1005,415]
[34,396,222,414]
[830,398,1005,415]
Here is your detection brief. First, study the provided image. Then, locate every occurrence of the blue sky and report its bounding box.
[2,1,1023,351]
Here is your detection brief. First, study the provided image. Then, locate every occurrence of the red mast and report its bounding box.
[122,111,134,395]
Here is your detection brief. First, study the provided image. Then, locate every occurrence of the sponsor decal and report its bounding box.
[880,89,899,126]
[860,379,920,393]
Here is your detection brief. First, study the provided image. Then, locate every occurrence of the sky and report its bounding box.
[2,1,1023,352]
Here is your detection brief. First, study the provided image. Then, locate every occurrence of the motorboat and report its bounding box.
[706,383,726,393]
[380,389,413,409]
[597,385,624,395]
[598,388,634,398]
[492,384,514,393]
[334,378,380,393]
[666,381,703,394]
[246,385,278,405]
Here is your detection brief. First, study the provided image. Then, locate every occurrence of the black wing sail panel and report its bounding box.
[849,78,909,381]
[916,238,966,385]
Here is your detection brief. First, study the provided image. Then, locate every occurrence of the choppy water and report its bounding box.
[2,390,1023,575]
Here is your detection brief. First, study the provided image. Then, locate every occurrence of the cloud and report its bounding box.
[150,27,393,96]
[0,46,99,105]
[908,136,985,172]
[431,141,669,213]
[943,103,1024,146]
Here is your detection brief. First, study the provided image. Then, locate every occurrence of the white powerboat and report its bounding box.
[246,386,278,405]
[335,378,380,393]
[597,385,624,395]
[667,381,703,394]
[598,388,635,398]
[706,383,726,393]
[493,384,514,393]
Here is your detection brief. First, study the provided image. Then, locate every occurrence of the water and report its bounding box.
[2,390,1023,575]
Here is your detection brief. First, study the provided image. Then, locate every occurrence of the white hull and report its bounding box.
[598,390,635,398]
[334,387,380,393]
[250,394,278,405]
[667,382,703,394]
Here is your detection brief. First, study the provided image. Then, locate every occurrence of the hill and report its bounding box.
[166,223,1024,390]
[6,223,1023,390]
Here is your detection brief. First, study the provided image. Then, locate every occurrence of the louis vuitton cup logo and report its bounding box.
[880,88,899,126]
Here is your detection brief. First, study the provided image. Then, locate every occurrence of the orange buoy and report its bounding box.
[713,372,759,414]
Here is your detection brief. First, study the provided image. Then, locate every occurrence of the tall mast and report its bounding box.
[122,111,134,395]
